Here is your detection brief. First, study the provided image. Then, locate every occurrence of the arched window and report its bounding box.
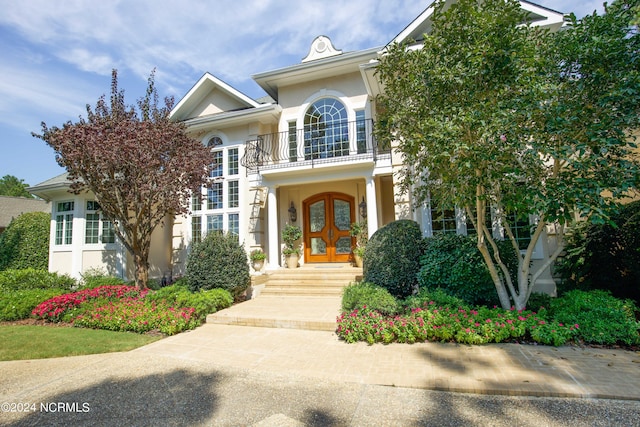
[304,98,349,160]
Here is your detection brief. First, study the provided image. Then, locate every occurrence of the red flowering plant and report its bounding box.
[32,285,147,322]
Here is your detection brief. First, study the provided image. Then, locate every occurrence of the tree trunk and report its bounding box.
[133,251,149,290]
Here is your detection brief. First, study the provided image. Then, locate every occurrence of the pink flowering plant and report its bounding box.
[32,284,232,336]
[336,286,583,346]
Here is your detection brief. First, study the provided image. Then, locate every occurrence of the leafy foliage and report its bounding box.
[185,231,250,299]
[0,175,33,198]
[33,70,214,289]
[418,234,522,306]
[341,282,399,315]
[362,220,423,299]
[549,290,639,346]
[556,201,640,303]
[337,289,638,347]
[30,284,232,335]
[0,268,76,290]
[0,288,67,321]
[79,267,126,289]
[0,212,50,271]
[375,0,640,310]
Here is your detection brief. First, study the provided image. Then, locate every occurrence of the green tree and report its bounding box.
[375,0,640,310]
[0,175,33,198]
[0,212,50,270]
[34,70,214,289]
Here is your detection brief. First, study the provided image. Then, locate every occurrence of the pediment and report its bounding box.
[302,36,343,63]
[390,0,565,46]
[170,73,261,122]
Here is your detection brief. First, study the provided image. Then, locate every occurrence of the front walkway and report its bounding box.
[138,322,640,400]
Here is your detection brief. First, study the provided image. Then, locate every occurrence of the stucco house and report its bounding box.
[28,1,565,293]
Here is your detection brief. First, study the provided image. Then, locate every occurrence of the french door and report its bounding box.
[303,193,354,263]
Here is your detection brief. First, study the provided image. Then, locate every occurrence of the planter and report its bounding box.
[252,259,264,272]
[285,253,299,269]
[353,253,363,268]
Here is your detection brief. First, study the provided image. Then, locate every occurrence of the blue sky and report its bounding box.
[0,0,605,188]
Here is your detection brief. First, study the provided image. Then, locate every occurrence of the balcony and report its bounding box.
[240,119,390,174]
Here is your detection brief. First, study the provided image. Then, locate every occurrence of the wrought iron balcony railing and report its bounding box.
[241,119,389,173]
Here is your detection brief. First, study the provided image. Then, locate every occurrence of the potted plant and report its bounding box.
[250,249,266,272]
[350,220,368,268]
[281,224,302,268]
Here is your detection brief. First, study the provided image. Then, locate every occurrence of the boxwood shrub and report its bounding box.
[0,288,67,321]
[185,232,250,299]
[341,281,399,315]
[0,268,76,290]
[363,220,423,299]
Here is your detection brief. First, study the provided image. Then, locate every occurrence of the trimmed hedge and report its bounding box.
[185,232,250,299]
[0,212,50,271]
[341,282,399,315]
[0,288,67,321]
[363,220,424,299]
[0,268,76,290]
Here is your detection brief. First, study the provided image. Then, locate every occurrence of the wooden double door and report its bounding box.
[303,192,355,263]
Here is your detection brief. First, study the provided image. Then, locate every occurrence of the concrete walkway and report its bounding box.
[171,294,640,400]
[2,293,640,426]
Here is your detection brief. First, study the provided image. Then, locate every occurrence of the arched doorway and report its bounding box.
[303,192,354,263]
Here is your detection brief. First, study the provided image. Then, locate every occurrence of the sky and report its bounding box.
[0,0,606,189]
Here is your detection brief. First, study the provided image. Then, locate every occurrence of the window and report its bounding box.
[207,214,223,233]
[85,201,115,244]
[228,148,238,175]
[191,216,202,244]
[207,183,223,210]
[355,110,366,154]
[506,210,533,250]
[228,213,239,237]
[55,201,74,245]
[228,181,238,208]
[192,137,242,241]
[430,200,457,234]
[192,190,202,211]
[288,121,298,162]
[304,98,349,160]
[209,151,223,178]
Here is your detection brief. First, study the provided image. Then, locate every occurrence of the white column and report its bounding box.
[267,186,280,269]
[365,176,378,238]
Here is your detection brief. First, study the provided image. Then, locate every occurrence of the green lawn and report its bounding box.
[0,325,162,361]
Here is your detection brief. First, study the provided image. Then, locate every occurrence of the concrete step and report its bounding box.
[206,296,342,331]
[207,265,359,331]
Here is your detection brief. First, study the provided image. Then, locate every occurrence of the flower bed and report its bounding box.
[336,303,579,346]
[32,284,231,335]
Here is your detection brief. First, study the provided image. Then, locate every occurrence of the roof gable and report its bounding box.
[390,0,565,46]
[169,73,261,122]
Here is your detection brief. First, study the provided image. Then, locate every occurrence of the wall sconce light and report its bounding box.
[288,201,297,222]
[359,197,367,219]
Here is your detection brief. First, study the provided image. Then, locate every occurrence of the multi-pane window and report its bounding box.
[192,190,202,211]
[355,110,366,154]
[304,98,349,160]
[55,201,74,245]
[192,136,241,242]
[209,151,223,178]
[228,213,239,237]
[288,121,298,162]
[430,200,457,234]
[207,214,223,233]
[228,148,238,175]
[85,201,115,244]
[228,181,239,208]
[506,211,533,250]
[207,182,223,210]
[191,216,202,245]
